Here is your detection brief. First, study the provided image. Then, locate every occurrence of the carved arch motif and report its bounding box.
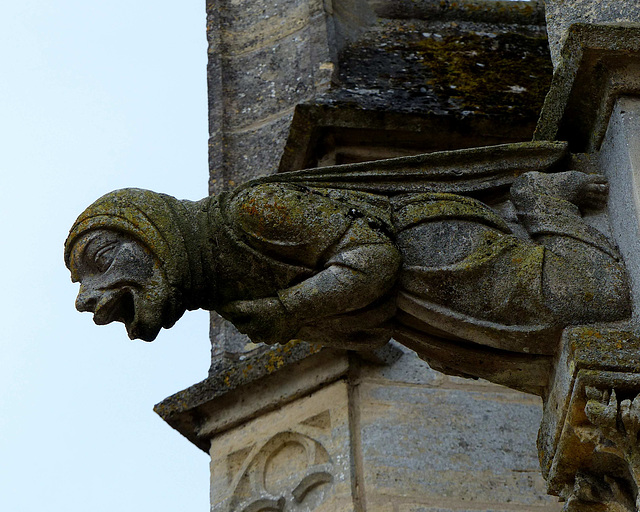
[228,431,334,512]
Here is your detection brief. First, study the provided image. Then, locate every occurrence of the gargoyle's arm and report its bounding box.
[277,227,401,321]
[221,206,401,345]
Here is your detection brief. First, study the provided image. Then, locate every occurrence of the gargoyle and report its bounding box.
[64,142,630,394]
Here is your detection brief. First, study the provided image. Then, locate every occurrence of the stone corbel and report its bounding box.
[561,385,640,512]
[584,387,640,490]
[535,23,640,153]
[534,22,640,510]
[540,327,640,511]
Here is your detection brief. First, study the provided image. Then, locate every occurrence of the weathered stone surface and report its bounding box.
[209,381,353,511]
[371,0,545,25]
[600,97,640,318]
[543,0,640,67]
[66,140,631,395]
[539,325,640,510]
[220,28,328,132]
[155,342,339,450]
[534,24,640,153]
[209,112,296,198]
[157,344,560,511]
[326,19,550,119]
[535,82,640,511]
[356,351,563,511]
[207,0,334,193]
[358,382,555,507]
[281,15,552,171]
[207,0,552,357]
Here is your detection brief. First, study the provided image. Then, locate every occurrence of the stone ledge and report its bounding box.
[155,340,325,451]
[370,0,545,25]
[535,23,640,152]
[155,341,401,451]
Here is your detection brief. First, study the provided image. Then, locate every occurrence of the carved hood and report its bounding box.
[64,188,204,291]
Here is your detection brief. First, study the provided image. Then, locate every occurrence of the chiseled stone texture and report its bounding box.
[209,381,353,512]
[358,346,563,511]
[207,0,333,194]
[600,97,640,318]
[202,347,560,511]
[544,0,640,67]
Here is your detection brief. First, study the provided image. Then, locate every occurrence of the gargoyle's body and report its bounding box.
[65,146,631,395]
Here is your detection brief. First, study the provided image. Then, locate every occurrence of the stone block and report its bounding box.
[358,379,559,508]
[221,23,328,131]
[600,97,640,317]
[209,380,353,511]
[222,112,294,184]
[544,0,640,67]
[216,0,325,54]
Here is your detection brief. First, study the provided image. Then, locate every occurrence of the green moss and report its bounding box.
[411,31,553,117]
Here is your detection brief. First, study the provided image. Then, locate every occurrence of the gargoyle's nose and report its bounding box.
[75,287,98,313]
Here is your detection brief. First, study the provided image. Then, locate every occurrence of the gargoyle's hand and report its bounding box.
[545,171,609,210]
[512,171,610,211]
[220,297,299,345]
[577,174,609,211]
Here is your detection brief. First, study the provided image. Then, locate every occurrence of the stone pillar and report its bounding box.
[157,343,560,511]
[158,2,564,511]
[534,14,640,509]
[543,0,640,68]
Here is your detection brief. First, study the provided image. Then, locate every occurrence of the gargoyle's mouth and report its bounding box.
[93,289,135,327]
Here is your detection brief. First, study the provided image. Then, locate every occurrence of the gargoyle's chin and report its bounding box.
[126,318,162,342]
[124,296,164,342]
[124,287,184,342]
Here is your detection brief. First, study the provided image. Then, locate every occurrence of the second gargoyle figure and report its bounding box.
[64,143,631,394]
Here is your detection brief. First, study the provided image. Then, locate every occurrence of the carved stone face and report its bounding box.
[68,229,180,341]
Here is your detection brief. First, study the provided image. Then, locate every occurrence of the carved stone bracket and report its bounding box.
[540,326,640,511]
[584,387,640,491]
[560,385,640,512]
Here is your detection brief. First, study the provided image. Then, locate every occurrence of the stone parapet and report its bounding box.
[156,343,560,511]
[543,0,640,68]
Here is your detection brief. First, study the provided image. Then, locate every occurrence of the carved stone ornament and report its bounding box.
[228,432,334,512]
[64,141,631,395]
[554,386,640,512]
[545,374,640,512]
[580,387,640,510]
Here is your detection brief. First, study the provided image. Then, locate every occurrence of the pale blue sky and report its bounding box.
[1,2,212,510]
[0,1,544,510]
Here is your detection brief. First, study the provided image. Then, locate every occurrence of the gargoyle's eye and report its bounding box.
[92,242,119,272]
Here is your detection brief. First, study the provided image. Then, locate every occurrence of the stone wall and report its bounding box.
[206,0,336,194]
[357,348,556,511]
[194,346,562,511]
[158,1,563,510]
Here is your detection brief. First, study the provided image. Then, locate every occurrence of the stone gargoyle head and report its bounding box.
[64,188,205,341]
